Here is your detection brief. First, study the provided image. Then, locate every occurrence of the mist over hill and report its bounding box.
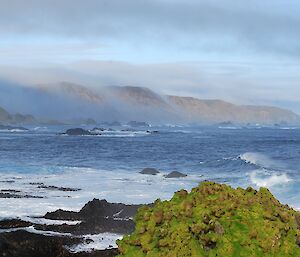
[0,80,299,125]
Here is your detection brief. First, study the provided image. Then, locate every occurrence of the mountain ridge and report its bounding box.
[1,81,299,125]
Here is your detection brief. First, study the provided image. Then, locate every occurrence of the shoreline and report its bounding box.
[0,198,144,256]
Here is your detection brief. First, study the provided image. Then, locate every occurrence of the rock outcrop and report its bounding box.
[164,171,187,178]
[139,168,160,175]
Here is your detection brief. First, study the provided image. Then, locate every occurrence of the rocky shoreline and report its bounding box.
[0,199,145,257]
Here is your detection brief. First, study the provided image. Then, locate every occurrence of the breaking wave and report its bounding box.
[249,170,292,188]
[239,152,274,168]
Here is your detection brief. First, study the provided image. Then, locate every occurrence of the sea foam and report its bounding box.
[249,170,292,188]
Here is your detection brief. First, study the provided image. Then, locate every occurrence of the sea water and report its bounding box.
[0,125,299,220]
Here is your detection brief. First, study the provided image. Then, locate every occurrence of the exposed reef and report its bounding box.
[0,199,143,257]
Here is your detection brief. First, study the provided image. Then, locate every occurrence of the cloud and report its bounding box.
[1,60,300,111]
[0,0,300,61]
[0,1,300,113]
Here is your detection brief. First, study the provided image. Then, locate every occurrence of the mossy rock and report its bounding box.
[117,181,300,257]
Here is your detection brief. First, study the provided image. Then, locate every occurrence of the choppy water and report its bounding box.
[0,125,300,219]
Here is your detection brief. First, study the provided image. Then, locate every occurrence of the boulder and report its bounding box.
[0,230,118,257]
[164,171,187,178]
[65,128,91,136]
[139,168,160,175]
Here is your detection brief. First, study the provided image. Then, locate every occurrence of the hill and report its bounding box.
[1,80,299,125]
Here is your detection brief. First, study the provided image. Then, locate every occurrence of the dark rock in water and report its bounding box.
[164,171,187,178]
[44,209,79,221]
[121,128,135,132]
[146,130,159,134]
[0,230,80,257]
[127,121,150,127]
[0,124,28,131]
[62,128,104,136]
[79,199,143,220]
[42,199,146,235]
[0,199,148,256]
[29,182,45,185]
[89,127,115,134]
[0,192,44,199]
[0,180,15,183]
[0,219,32,229]
[65,128,91,136]
[45,199,142,220]
[35,216,135,235]
[0,230,117,257]
[0,189,21,193]
[90,127,105,132]
[139,168,160,175]
[37,184,81,192]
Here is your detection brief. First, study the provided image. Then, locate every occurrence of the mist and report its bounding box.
[1,0,300,119]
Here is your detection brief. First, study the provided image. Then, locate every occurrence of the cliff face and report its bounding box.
[167,96,300,124]
[67,84,300,125]
[117,181,300,257]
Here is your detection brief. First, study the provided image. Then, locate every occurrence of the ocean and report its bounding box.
[0,125,299,220]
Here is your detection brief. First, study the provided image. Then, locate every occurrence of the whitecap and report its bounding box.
[67,233,122,252]
[239,152,275,168]
[249,170,292,188]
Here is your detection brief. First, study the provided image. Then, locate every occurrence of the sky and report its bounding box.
[0,0,300,113]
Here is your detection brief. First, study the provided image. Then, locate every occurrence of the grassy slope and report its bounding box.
[117,181,300,257]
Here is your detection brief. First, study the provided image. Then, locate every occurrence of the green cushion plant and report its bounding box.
[117,181,300,257]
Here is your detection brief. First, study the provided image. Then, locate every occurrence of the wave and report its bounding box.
[67,233,122,252]
[249,170,292,188]
[218,126,241,130]
[239,152,275,168]
[0,128,28,133]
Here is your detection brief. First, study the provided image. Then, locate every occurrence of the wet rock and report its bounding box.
[0,180,15,183]
[0,189,21,193]
[0,199,149,256]
[0,219,32,229]
[64,128,92,136]
[42,199,146,235]
[35,217,135,235]
[0,124,29,131]
[146,130,159,134]
[37,185,81,192]
[164,171,187,178]
[0,192,43,199]
[44,209,79,221]
[139,168,160,175]
[90,127,105,133]
[0,230,117,257]
[29,182,45,185]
